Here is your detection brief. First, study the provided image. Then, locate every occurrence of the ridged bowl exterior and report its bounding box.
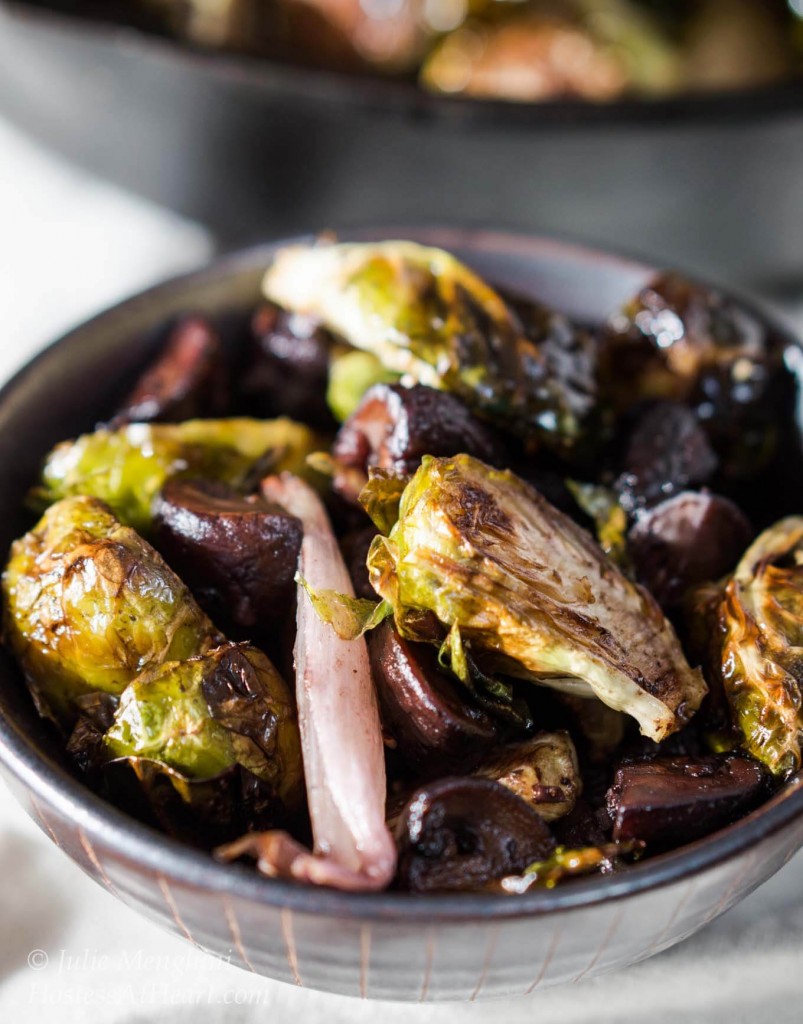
[1,229,802,1001]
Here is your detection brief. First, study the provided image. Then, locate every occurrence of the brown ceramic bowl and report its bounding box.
[1,228,802,1002]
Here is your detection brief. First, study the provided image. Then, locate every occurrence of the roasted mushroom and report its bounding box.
[153,478,303,631]
[244,302,335,429]
[331,382,503,503]
[368,454,707,741]
[606,754,766,847]
[110,315,228,427]
[368,621,500,775]
[2,496,221,727]
[395,776,556,892]
[627,490,752,610]
[601,273,793,478]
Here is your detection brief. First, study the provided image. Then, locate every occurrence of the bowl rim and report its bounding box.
[2,227,803,923]
[5,0,803,129]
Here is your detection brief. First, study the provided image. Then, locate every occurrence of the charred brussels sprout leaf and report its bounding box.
[368,454,706,741]
[499,842,641,894]
[104,643,303,812]
[2,496,221,727]
[263,240,592,450]
[718,517,803,775]
[37,418,320,533]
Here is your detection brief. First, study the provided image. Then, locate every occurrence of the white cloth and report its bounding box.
[1,113,803,1024]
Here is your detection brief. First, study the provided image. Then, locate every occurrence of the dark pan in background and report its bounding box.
[1,1,803,287]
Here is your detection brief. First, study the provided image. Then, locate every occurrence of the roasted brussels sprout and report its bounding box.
[628,490,752,610]
[244,302,336,430]
[263,240,592,449]
[718,518,803,775]
[153,479,303,631]
[110,315,228,428]
[104,643,303,809]
[395,776,555,893]
[326,349,399,423]
[331,382,504,504]
[368,454,706,741]
[499,842,639,894]
[601,273,792,477]
[606,754,766,847]
[368,621,500,775]
[2,496,221,727]
[37,417,319,533]
[473,731,581,822]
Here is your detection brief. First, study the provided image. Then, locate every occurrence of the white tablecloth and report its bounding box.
[2,114,803,1024]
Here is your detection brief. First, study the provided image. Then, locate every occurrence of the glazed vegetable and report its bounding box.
[104,642,302,807]
[244,302,335,429]
[368,454,706,741]
[37,417,319,533]
[473,731,581,822]
[718,518,803,775]
[606,754,766,847]
[614,402,718,515]
[327,349,399,423]
[499,842,639,894]
[153,479,303,630]
[2,496,220,727]
[368,621,500,774]
[395,776,556,893]
[628,490,751,610]
[331,382,503,503]
[220,474,396,891]
[263,240,590,448]
[110,315,228,428]
[601,273,792,477]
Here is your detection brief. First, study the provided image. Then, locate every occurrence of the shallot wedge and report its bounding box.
[218,473,397,891]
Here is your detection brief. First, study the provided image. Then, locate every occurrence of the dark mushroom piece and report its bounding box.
[243,302,335,429]
[627,490,752,610]
[395,776,556,893]
[110,315,228,427]
[331,382,504,504]
[606,754,767,848]
[152,478,302,632]
[614,402,718,515]
[368,622,500,775]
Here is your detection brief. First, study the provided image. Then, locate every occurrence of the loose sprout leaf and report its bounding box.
[368,454,706,741]
[567,480,630,569]
[36,417,321,533]
[719,517,803,775]
[327,349,400,423]
[358,471,407,535]
[499,842,643,894]
[263,240,589,448]
[2,495,221,728]
[296,574,392,640]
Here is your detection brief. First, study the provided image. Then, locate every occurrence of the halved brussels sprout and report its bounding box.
[473,731,581,822]
[718,517,803,775]
[2,496,221,727]
[263,240,591,449]
[104,643,303,811]
[367,454,706,741]
[37,417,320,533]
